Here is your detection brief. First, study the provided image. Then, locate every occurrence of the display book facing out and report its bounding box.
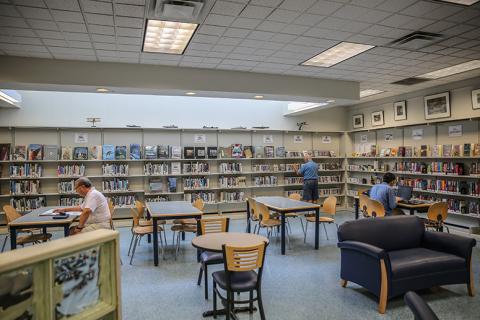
[347,142,480,220]
[0,229,121,320]
[0,142,344,213]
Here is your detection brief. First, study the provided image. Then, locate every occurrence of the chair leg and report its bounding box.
[322,223,329,240]
[378,259,388,314]
[226,291,231,320]
[159,231,165,260]
[197,265,203,286]
[304,222,308,243]
[175,232,181,260]
[163,229,168,246]
[257,287,266,320]
[299,218,305,237]
[213,281,218,318]
[127,233,135,256]
[341,279,348,287]
[204,264,209,300]
[249,290,253,313]
[1,234,8,252]
[129,235,139,265]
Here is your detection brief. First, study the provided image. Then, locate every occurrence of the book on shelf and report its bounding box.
[398,147,405,157]
[390,147,397,157]
[253,146,264,158]
[276,146,286,158]
[171,162,181,174]
[0,143,10,160]
[195,147,206,159]
[90,145,102,160]
[28,144,43,160]
[207,146,218,159]
[432,145,442,157]
[170,146,182,159]
[115,146,127,160]
[73,147,88,160]
[231,144,243,158]
[149,180,163,193]
[130,144,141,160]
[61,146,73,160]
[102,145,115,160]
[157,145,170,159]
[168,177,177,192]
[473,144,480,156]
[404,146,413,157]
[442,144,452,157]
[144,145,157,159]
[452,145,462,157]
[463,144,471,157]
[243,146,253,158]
[184,146,195,159]
[264,146,274,158]
[420,145,430,157]
[218,146,231,158]
[43,145,58,160]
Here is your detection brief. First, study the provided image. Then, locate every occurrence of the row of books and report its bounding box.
[220,191,246,202]
[148,178,177,193]
[9,164,43,178]
[353,143,480,157]
[285,176,342,184]
[392,162,470,175]
[144,163,171,175]
[413,196,480,216]
[219,163,242,173]
[184,177,209,190]
[109,195,136,207]
[348,177,382,185]
[102,179,129,192]
[102,164,129,176]
[59,197,82,207]
[253,176,278,186]
[9,180,40,195]
[0,143,337,161]
[292,187,343,197]
[399,179,480,196]
[58,180,75,194]
[218,176,247,188]
[185,192,216,204]
[57,164,85,177]
[183,162,209,174]
[9,197,46,212]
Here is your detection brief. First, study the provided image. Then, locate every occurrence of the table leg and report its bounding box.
[315,208,319,250]
[153,218,159,266]
[246,200,251,233]
[410,208,415,216]
[281,212,286,255]
[355,198,359,219]
[64,225,69,237]
[42,226,48,242]
[147,234,151,243]
[10,227,17,250]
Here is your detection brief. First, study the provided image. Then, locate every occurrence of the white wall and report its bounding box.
[347,77,480,131]
[0,90,348,132]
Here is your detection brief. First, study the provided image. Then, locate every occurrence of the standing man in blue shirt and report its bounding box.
[369,172,403,215]
[295,151,319,202]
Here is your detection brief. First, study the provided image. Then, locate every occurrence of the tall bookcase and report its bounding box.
[345,118,480,232]
[0,127,346,223]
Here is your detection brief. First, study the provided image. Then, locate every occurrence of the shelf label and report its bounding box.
[263,135,273,144]
[384,133,393,141]
[448,125,462,137]
[412,129,423,140]
[74,133,88,143]
[194,134,206,144]
[293,135,303,143]
[360,135,368,143]
[321,135,331,144]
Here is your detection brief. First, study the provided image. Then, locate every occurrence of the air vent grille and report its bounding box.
[391,77,431,85]
[389,31,445,50]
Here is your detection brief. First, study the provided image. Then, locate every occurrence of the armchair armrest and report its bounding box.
[422,231,476,259]
[338,241,387,259]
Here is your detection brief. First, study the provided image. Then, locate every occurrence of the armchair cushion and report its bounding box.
[212,270,258,292]
[389,248,465,280]
[422,231,476,259]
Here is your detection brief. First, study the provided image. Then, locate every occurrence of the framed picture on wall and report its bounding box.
[472,89,480,110]
[371,111,384,126]
[352,114,364,129]
[424,92,450,120]
[393,101,407,121]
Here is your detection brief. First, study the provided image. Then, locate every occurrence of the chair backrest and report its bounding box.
[322,196,337,216]
[288,193,301,201]
[223,242,266,272]
[3,205,21,223]
[367,198,385,218]
[107,199,115,229]
[247,197,258,221]
[193,198,205,211]
[338,216,425,252]
[427,202,448,222]
[200,217,229,235]
[130,200,144,227]
[255,202,272,222]
[358,194,370,216]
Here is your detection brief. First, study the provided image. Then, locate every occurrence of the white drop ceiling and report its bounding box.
[0,0,480,104]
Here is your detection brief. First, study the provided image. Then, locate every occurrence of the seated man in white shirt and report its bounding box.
[54,177,112,234]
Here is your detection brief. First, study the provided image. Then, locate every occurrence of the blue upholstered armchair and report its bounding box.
[337,216,476,314]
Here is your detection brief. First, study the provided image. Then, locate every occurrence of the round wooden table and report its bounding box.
[192,232,269,252]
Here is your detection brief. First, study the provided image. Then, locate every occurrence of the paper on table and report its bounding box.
[39,209,59,216]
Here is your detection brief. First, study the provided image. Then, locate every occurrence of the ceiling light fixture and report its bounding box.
[143,19,198,54]
[287,102,329,112]
[96,88,110,93]
[326,99,336,103]
[185,92,196,95]
[436,0,480,5]
[254,95,264,99]
[360,89,385,98]
[0,90,20,104]
[415,60,480,79]
[301,42,375,68]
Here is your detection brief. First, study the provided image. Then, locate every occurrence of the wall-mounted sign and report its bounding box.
[194,134,206,144]
[75,133,88,143]
[384,133,393,141]
[321,135,331,144]
[360,135,368,143]
[412,129,423,140]
[293,135,303,143]
[263,135,273,144]
[448,125,462,137]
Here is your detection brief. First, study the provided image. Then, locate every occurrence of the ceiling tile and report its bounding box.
[17,6,53,20]
[269,33,296,43]
[240,5,273,19]
[293,13,326,26]
[80,0,113,15]
[191,34,219,44]
[279,0,316,12]
[91,34,115,43]
[379,14,415,28]
[309,0,344,15]
[114,3,144,18]
[85,13,114,26]
[28,19,58,30]
[247,30,275,41]
[217,37,243,46]
[115,27,142,37]
[115,16,143,28]
[232,46,255,54]
[1,27,36,37]
[58,22,87,33]
[0,16,29,28]
[89,24,115,35]
[211,1,246,16]
[44,0,80,11]
[230,17,262,29]
[13,0,46,8]
[15,36,42,45]
[94,42,116,50]
[37,30,64,39]
[49,47,95,55]
[197,25,226,37]
[0,4,21,17]
[401,1,441,17]
[281,24,309,35]
[42,38,68,46]
[267,9,300,23]
[68,40,93,48]
[51,10,84,23]
[256,20,287,32]
[250,0,282,7]
[63,32,90,41]
[117,36,142,45]
[204,14,236,26]
[223,27,250,38]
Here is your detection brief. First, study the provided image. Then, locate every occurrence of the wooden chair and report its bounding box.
[173,198,204,226]
[108,199,115,230]
[197,217,230,300]
[424,202,449,233]
[255,202,290,247]
[212,242,267,320]
[304,196,337,242]
[246,197,260,233]
[367,199,386,218]
[128,202,166,265]
[285,193,305,234]
[2,205,52,252]
[171,198,204,259]
[358,192,370,217]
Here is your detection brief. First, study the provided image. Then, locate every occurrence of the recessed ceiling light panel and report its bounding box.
[360,89,385,98]
[416,60,480,79]
[436,0,479,5]
[302,42,375,68]
[143,20,198,54]
[185,92,196,95]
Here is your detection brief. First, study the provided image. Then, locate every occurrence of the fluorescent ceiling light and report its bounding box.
[436,0,479,5]
[254,95,264,99]
[287,102,329,112]
[302,42,375,68]
[143,20,197,54]
[96,88,109,93]
[0,91,20,104]
[416,60,480,79]
[360,89,384,98]
[185,92,196,95]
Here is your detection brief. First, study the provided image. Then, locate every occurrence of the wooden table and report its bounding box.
[353,196,432,218]
[8,206,79,250]
[146,201,202,266]
[192,232,269,318]
[248,196,321,255]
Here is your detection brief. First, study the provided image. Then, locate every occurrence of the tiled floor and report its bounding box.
[116,211,480,320]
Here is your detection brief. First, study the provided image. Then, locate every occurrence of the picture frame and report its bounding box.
[424,92,450,120]
[352,114,364,129]
[472,89,480,110]
[393,101,407,121]
[371,111,384,126]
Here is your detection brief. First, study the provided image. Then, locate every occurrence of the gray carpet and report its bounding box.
[117,211,480,320]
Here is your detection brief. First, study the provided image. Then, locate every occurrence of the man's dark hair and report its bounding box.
[383,172,396,184]
[76,177,92,188]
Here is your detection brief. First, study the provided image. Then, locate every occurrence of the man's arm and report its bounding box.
[388,188,397,211]
[72,208,92,234]
[295,164,304,176]
[54,206,82,213]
